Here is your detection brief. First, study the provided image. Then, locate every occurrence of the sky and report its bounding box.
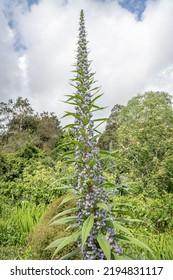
[1,0,173,127]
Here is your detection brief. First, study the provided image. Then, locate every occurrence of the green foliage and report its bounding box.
[0,246,26,260]
[98,104,123,150]
[48,230,81,259]
[117,91,173,193]
[0,150,7,176]
[145,232,173,260]
[106,192,173,259]
[124,232,173,260]
[27,194,81,260]
[111,192,173,233]
[0,200,45,246]
[0,148,74,204]
[35,112,63,151]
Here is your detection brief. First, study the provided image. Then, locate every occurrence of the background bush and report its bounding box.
[27,194,81,260]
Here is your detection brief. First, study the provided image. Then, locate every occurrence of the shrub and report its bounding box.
[0,246,26,260]
[112,192,173,233]
[0,158,73,205]
[27,194,81,260]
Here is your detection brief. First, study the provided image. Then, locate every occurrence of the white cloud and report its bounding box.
[1,0,173,127]
[0,4,22,100]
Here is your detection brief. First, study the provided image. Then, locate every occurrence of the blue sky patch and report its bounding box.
[118,0,147,20]
[27,0,39,8]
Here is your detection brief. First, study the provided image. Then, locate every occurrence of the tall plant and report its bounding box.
[68,9,123,260]
[47,9,152,260]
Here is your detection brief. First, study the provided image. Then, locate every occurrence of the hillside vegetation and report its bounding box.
[0,91,173,259]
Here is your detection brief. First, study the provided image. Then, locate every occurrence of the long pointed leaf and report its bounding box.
[97,202,109,211]
[113,222,133,237]
[51,207,78,221]
[97,233,111,260]
[82,214,94,247]
[112,252,133,260]
[116,235,154,257]
[58,195,77,207]
[45,237,66,250]
[65,223,78,231]
[52,230,81,258]
[49,216,77,226]
[60,248,81,260]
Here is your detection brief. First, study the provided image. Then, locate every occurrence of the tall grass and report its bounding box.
[0,201,46,246]
[145,233,173,260]
[124,232,173,260]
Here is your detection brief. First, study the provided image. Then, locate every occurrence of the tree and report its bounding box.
[35,112,63,151]
[0,97,34,147]
[98,104,123,150]
[117,91,173,193]
[8,97,34,132]
[0,97,63,152]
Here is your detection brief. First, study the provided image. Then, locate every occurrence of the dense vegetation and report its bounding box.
[0,90,173,259]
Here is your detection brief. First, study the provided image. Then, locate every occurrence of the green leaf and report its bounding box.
[51,141,72,151]
[81,129,86,137]
[83,116,89,125]
[112,252,133,260]
[99,150,111,155]
[52,230,81,258]
[82,214,94,247]
[89,158,96,167]
[91,93,104,103]
[94,120,107,130]
[65,223,78,231]
[58,195,77,207]
[65,93,83,101]
[51,207,78,221]
[93,118,108,122]
[60,248,81,260]
[63,123,77,129]
[99,150,118,157]
[97,202,109,211]
[114,218,144,223]
[51,175,75,184]
[112,210,133,217]
[71,140,83,148]
[59,150,75,160]
[113,202,132,207]
[53,185,73,190]
[49,216,77,226]
[116,235,154,257]
[100,182,115,188]
[91,107,107,113]
[45,237,66,250]
[97,233,111,260]
[113,222,133,237]
[62,111,81,121]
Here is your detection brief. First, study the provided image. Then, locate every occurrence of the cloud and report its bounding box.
[1,0,173,128]
[0,3,22,100]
